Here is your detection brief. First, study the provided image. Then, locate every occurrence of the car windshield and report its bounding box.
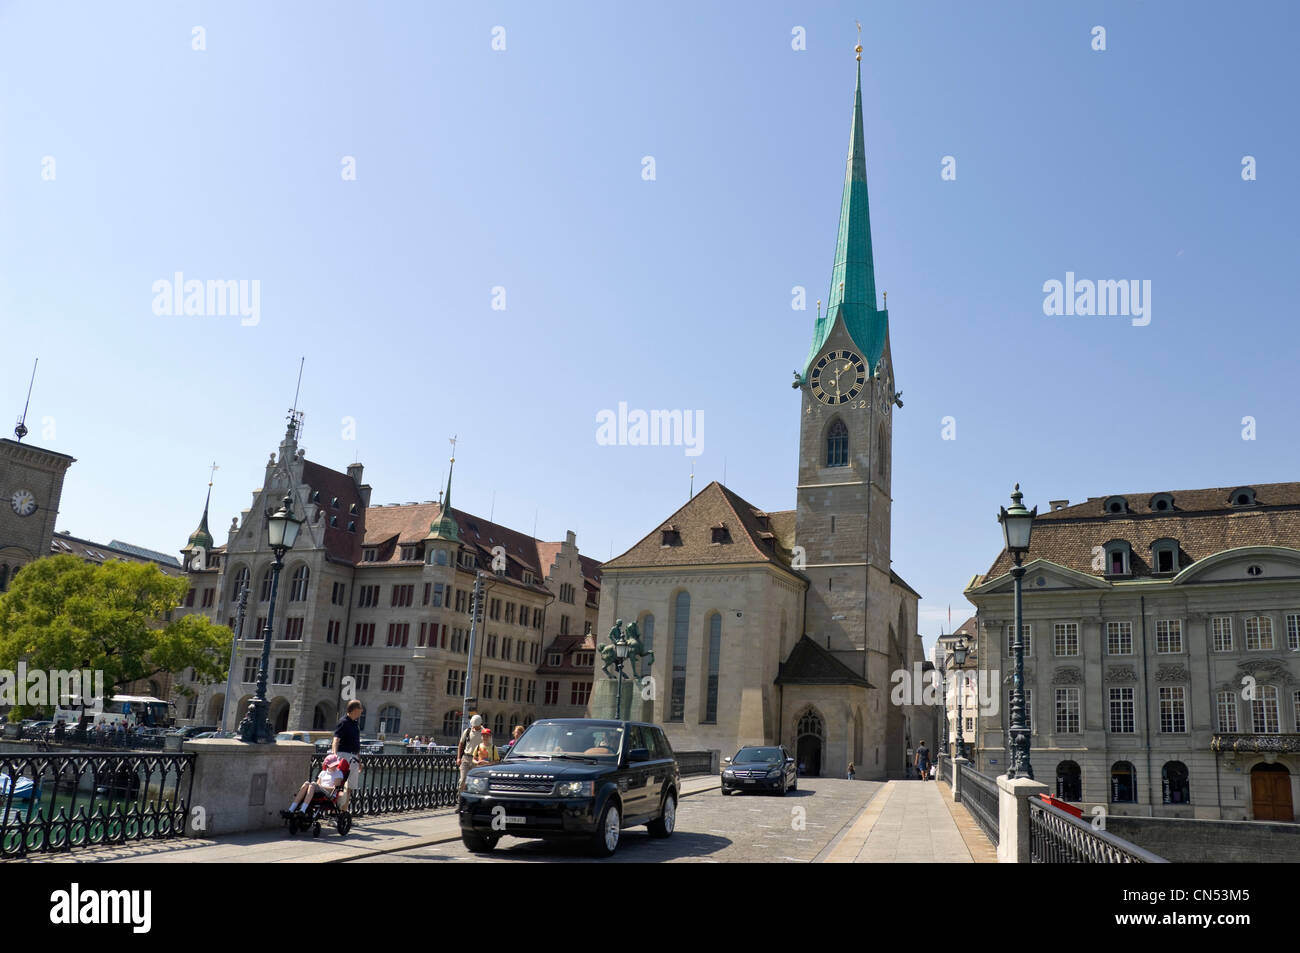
[734,747,783,763]
[508,724,624,761]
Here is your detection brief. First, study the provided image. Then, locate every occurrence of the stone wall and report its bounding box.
[1105,815,1300,862]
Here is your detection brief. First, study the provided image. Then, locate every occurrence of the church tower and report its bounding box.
[794,48,898,678]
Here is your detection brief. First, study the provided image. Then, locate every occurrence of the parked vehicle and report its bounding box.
[721,745,798,796]
[459,718,680,857]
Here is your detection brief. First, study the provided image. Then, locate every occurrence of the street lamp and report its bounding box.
[998,484,1037,779]
[953,636,969,760]
[239,494,303,743]
[612,631,631,721]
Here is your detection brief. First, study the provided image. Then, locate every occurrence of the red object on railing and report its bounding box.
[1039,793,1083,818]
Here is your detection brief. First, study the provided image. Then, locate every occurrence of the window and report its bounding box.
[498,677,508,701]
[1104,541,1131,576]
[559,583,575,604]
[447,670,463,695]
[1216,691,1238,732]
[1103,496,1129,515]
[259,569,273,602]
[1007,689,1032,732]
[386,622,410,647]
[272,658,295,685]
[1212,616,1233,652]
[522,571,535,585]
[429,583,444,608]
[289,565,310,601]
[703,612,722,723]
[486,634,497,658]
[1056,760,1082,801]
[357,585,380,608]
[1287,614,1300,652]
[534,608,544,629]
[513,679,522,702]
[527,680,537,703]
[1054,623,1078,657]
[451,628,464,653]
[1110,762,1136,803]
[401,546,417,561]
[711,525,731,544]
[1109,687,1135,733]
[1229,486,1257,507]
[490,597,501,620]
[348,664,370,691]
[322,661,336,689]
[517,641,525,662]
[435,549,448,566]
[574,651,595,668]
[283,617,304,640]
[1055,687,1080,733]
[442,710,461,735]
[481,673,495,699]
[362,548,377,562]
[1005,624,1032,656]
[826,419,848,467]
[1159,686,1186,733]
[377,705,401,735]
[1162,761,1190,805]
[242,657,258,683]
[381,665,405,692]
[230,566,251,602]
[505,603,515,624]
[1246,616,1274,651]
[1107,621,1133,655]
[560,614,570,636]
[570,681,593,706]
[544,681,559,705]
[1151,539,1179,574]
[494,713,506,737]
[391,584,414,608]
[185,589,196,608]
[255,616,267,638]
[185,695,198,719]
[1294,691,1300,733]
[201,588,215,608]
[965,717,973,732]
[353,623,375,646]
[661,528,681,547]
[502,637,512,659]
[1251,686,1280,733]
[331,581,347,605]
[1156,619,1182,654]
[670,591,691,722]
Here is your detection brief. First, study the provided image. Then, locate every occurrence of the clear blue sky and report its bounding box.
[2,1,1297,654]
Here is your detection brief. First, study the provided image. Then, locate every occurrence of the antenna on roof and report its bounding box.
[723,457,727,487]
[490,490,496,522]
[689,463,695,500]
[286,356,305,439]
[14,358,37,441]
[533,508,538,539]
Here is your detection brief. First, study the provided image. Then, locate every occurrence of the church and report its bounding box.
[594,52,928,781]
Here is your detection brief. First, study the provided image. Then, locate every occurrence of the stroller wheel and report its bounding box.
[337,814,352,836]
[312,822,321,837]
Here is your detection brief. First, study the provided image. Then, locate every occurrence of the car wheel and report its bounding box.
[591,800,621,857]
[461,830,498,853]
[779,775,788,797]
[647,793,676,838]
[791,777,797,792]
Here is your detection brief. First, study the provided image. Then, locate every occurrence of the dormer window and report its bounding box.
[331,497,340,509]
[1103,496,1129,515]
[522,570,535,585]
[349,503,358,514]
[311,491,321,503]
[711,523,731,544]
[1151,538,1180,574]
[330,516,338,527]
[401,545,417,561]
[346,521,356,532]
[1149,493,1175,512]
[362,548,378,562]
[1229,487,1257,507]
[661,525,681,547]
[1103,539,1132,576]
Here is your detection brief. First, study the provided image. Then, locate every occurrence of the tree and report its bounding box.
[0,555,232,720]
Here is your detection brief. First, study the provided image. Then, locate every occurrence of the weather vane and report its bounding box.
[856,20,862,61]
[208,461,219,486]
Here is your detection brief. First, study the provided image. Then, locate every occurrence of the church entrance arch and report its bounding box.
[796,709,825,777]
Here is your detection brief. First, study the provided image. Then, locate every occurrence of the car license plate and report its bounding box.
[504,815,526,824]
[743,779,755,784]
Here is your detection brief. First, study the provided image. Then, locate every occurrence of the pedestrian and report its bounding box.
[472,728,502,766]
[457,714,484,791]
[332,700,364,811]
[847,762,855,781]
[914,741,930,781]
[505,725,524,751]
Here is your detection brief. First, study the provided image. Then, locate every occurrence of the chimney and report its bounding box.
[347,462,364,484]
[1049,499,1069,512]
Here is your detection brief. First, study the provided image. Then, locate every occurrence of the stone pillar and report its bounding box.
[589,677,636,720]
[952,756,969,803]
[997,773,1049,863]
[184,739,315,837]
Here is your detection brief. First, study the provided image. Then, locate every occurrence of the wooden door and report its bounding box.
[1251,765,1294,821]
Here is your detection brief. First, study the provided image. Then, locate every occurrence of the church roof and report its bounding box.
[602,481,801,574]
[802,60,889,379]
[302,459,367,564]
[775,635,872,688]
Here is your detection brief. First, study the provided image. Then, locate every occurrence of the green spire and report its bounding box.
[802,58,888,379]
[186,485,214,550]
[426,454,460,542]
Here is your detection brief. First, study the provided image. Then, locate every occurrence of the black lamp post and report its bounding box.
[611,623,631,721]
[998,484,1037,779]
[239,494,303,743]
[953,636,969,760]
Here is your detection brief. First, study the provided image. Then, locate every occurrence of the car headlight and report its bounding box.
[766,767,783,778]
[465,776,490,794]
[722,769,735,777]
[554,780,593,797]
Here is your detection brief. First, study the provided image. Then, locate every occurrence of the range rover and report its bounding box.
[459,718,680,856]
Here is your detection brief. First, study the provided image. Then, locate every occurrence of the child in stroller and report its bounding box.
[281,753,354,837]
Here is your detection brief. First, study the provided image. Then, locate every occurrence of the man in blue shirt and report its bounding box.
[333,700,363,810]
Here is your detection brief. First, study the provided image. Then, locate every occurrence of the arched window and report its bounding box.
[313,703,331,730]
[1162,761,1190,804]
[230,565,251,602]
[258,568,273,602]
[1056,760,1082,801]
[876,427,887,479]
[442,710,461,736]
[1102,539,1132,576]
[494,713,506,738]
[669,592,690,723]
[797,708,825,740]
[377,705,401,736]
[0,564,8,592]
[523,715,534,728]
[826,419,848,467]
[703,612,722,723]
[1110,761,1136,803]
[435,549,448,566]
[289,564,310,602]
[1151,538,1180,575]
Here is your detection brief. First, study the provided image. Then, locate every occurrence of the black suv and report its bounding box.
[459,718,680,856]
[721,744,797,795]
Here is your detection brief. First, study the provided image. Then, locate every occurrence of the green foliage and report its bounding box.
[0,555,232,719]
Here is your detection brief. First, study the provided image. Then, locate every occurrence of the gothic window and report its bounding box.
[258,568,273,602]
[377,705,401,735]
[826,419,848,467]
[442,710,461,736]
[229,566,250,602]
[876,427,886,479]
[702,612,722,724]
[288,564,309,601]
[669,591,690,723]
[797,709,824,740]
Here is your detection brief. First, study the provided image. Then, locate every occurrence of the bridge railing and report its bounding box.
[956,760,1000,848]
[1028,796,1168,863]
[311,753,459,816]
[0,751,195,859]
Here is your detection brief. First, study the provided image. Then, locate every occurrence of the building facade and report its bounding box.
[594,56,926,780]
[934,615,979,758]
[965,484,1300,822]
[0,434,75,593]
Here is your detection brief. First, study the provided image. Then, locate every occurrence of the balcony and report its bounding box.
[1210,733,1300,754]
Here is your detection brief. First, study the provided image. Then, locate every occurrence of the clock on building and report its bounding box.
[808,349,868,405]
[10,488,38,517]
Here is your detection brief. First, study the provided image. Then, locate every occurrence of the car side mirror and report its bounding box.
[786,757,795,764]
[723,757,732,764]
[628,747,651,763]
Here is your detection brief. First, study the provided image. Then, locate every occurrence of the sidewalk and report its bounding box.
[18,774,721,864]
[822,779,995,863]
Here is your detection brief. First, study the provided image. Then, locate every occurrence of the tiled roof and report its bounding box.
[302,460,366,564]
[978,482,1300,582]
[775,635,871,688]
[603,481,799,572]
[49,532,184,575]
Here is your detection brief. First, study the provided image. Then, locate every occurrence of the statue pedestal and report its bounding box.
[590,677,647,721]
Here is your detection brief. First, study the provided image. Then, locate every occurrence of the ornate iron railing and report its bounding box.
[1211,733,1300,754]
[0,752,195,858]
[311,753,459,817]
[1029,797,1168,863]
[17,726,167,750]
[676,751,714,776]
[957,761,1000,847]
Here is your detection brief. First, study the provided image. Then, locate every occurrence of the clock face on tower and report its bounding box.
[10,488,37,517]
[809,349,868,405]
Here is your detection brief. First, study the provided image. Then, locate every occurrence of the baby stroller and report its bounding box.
[282,754,354,838]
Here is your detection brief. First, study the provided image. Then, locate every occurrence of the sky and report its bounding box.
[2,1,1297,656]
